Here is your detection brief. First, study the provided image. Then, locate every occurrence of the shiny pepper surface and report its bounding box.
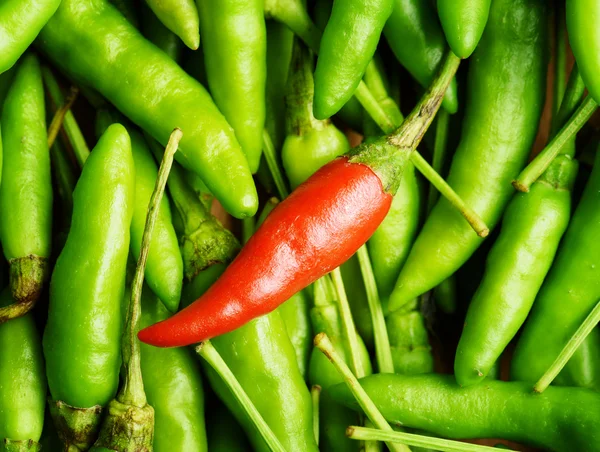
[37,0,258,219]
[389,0,548,311]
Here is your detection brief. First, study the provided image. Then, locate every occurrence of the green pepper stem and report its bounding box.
[196,340,287,452]
[534,301,600,393]
[356,246,394,373]
[330,268,367,378]
[262,129,290,199]
[311,385,321,445]
[46,86,78,149]
[552,5,567,119]
[42,67,91,167]
[428,110,451,213]
[49,139,77,218]
[271,3,486,236]
[313,333,408,452]
[241,217,255,245]
[346,426,507,452]
[513,95,598,192]
[120,128,180,408]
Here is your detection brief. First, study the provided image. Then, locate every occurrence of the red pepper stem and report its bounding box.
[314,333,409,452]
[196,340,287,452]
[120,128,180,408]
[534,301,600,393]
[311,385,321,445]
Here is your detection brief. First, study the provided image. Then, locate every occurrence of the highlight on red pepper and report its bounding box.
[137,51,461,348]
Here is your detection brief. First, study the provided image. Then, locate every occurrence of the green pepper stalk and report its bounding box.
[90,129,180,451]
[264,0,487,236]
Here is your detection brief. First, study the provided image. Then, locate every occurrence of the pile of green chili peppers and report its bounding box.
[1,0,600,451]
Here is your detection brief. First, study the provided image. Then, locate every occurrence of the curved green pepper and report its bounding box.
[0,0,61,74]
[197,0,267,173]
[567,0,600,105]
[140,290,207,452]
[0,53,52,318]
[331,373,600,452]
[512,145,600,391]
[313,0,394,119]
[97,110,183,312]
[37,0,258,219]
[281,40,349,189]
[43,124,134,449]
[389,0,548,311]
[144,0,200,50]
[383,0,458,113]
[456,155,577,386]
[437,0,492,58]
[0,288,46,451]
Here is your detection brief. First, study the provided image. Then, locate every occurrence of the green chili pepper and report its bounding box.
[312,0,364,131]
[0,0,61,74]
[0,53,52,321]
[0,288,46,451]
[383,0,458,113]
[313,0,394,119]
[197,0,267,173]
[257,198,312,377]
[567,0,600,105]
[512,146,600,391]
[144,0,200,50]
[308,277,371,451]
[43,124,134,450]
[37,0,258,219]
[389,0,548,312]
[204,311,318,452]
[206,401,252,451]
[437,0,492,58]
[331,373,600,452]
[97,110,183,312]
[455,154,578,386]
[281,40,349,189]
[140,2,184,61]
[386,299,434,375]
[340,257,374,350]
[140,289,208,452]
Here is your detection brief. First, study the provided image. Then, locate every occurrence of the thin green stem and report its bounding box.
[314,333,408,452]
[552,5,567,119]
[242,217,255,245]
[346,426,508,452]
[330,268,366,378]
[46,86,78,149]
[49,139,77,216]
[513,96,598,192]
[534,301,600,393]
[428,110,451,212]
[42,67,90,167]
[356,246,394,373]
[196,341,287,452]
[120,128,180,408]
[262,129,290,199]
[311,385,321,445]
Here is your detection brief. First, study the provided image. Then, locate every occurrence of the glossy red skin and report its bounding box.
[138,157,392,347]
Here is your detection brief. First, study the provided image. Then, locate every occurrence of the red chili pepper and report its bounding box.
[138,158,391,347]
[138,51,460,348]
